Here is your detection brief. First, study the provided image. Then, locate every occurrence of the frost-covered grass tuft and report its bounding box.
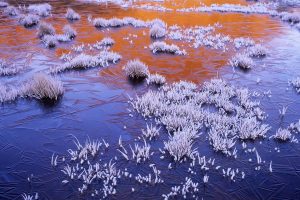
[234,37,255,49]
[246,44,268,57]
[0,1,8,7]
[142,124,160,140]
[92,38,115,49]
[149,41,187,55]
[37,22,55,38]
[123,59,149,79]
[149,24,166,38]
[21,193,34,200]
[4,6,19,16]
[65,8,80,20]
[0,84,19,103]
[51,51,121,73]
[63,24,77,39]
[177,3,274,15]
[164,129,198,161]
[146,73,166,85]
[99,37,115,46]
[18,14,40,27]
[280,12,300,24]
[109,17,125,27]
[132,78,270,157]
[28,3,52,17]
[42,35,57,48]
[93,18,109,27]
[229,53,254,69]
[290,77,300,93]
[24,73,63,100]
[0,59,24,76]
[272,128,292,141]
[1,73,64,103]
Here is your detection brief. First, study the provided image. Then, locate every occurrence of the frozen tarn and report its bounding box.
[50,51,121,73]
[177,3,276,15]
[0,84,19,103]
[65,8,81,20]
[123,59,149,79]
[28,3,52,17]
[0,59,24,76]
[149,41,187,55]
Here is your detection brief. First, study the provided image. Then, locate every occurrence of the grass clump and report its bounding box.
[65,8,80,20]
[123,59,149,79]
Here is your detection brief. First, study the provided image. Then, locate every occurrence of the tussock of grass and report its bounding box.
[63,24,77,39]
[177,3,274,14]
[123,59,149,79]
[4,6,19,16]
[149,41,187,55]
[149,24,166,38]
[18,14,40,27]
[0,59,24,76]
[42,35,57,48]
[65,8,80,20]
[1,73,64,103]
[92,17,163,28]
[24,73,63,100]
[280,12,300,24]
[246,44,268,57]
[146,73,166,85]
[37,22,55,38]
[290,77,300,93]
[28,3,52,17]
[0,2,8,7]
[229,53,254,69]
[272,128,292,141]
[50,51,121,73]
